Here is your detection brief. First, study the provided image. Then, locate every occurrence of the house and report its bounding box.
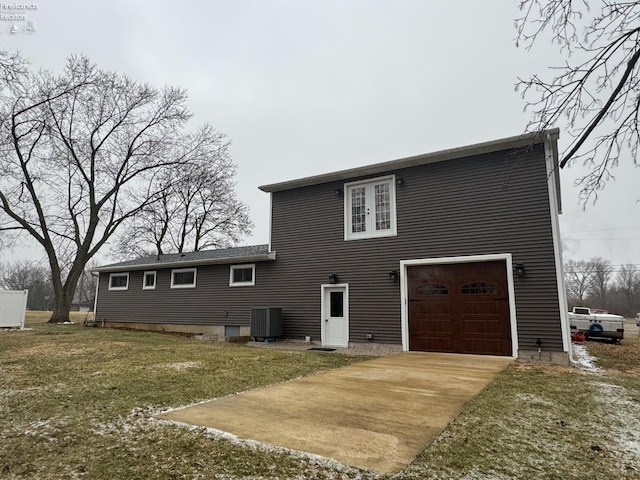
[93,129,570,365]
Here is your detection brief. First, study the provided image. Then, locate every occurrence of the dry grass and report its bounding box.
[24,310,87,325]
[1,315,639,479]
[585,319,640,377]
[0,319,372,479]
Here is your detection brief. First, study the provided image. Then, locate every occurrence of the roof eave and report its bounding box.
[92,251,277,273]
[259,128,561,192]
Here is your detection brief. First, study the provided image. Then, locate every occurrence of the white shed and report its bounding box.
[0,290,29,329]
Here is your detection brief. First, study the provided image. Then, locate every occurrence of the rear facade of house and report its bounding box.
[94,130,570,364]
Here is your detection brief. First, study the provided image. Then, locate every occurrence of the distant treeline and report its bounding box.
[0,260,96,311]
[565,257,640,317]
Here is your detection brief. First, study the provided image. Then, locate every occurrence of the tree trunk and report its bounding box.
[48,289,73,323]
[47,261,83,323]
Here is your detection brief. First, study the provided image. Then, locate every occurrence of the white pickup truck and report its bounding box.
[569,307,625,343]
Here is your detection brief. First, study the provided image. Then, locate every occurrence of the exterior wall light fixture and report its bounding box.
[328,273,338,284]
[389,269,400,282]
[514,264,525,277]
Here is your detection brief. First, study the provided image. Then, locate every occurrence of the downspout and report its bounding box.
[92,272,100,326]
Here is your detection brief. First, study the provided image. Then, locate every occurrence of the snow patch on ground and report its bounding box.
[514,393,556,407]
[91,405,363,477]
[154,361,202,370]
[591,380,640,469]
[0,385,49,398]
[571,343,600,372]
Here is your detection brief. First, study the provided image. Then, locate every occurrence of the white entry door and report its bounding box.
[322,285,348,347]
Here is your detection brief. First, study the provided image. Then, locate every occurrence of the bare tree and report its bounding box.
[110,125,252,259]
[1,260,43,290]
[0,52,223,322]
[515,1,640,202]
[564,258,595,304]
[0,49,28,86]
[616,264,640,315]
[588,257,614,307]
[0,260,54,310]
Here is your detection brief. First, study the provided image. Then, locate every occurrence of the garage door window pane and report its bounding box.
[461,282,497,294]
[416,283,448,295]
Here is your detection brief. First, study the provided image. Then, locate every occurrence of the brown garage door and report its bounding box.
[408,261,512,356]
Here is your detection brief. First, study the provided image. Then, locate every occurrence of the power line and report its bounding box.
[562,226,640,234]
[563,237,640,241]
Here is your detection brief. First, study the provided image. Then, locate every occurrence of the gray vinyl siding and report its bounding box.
[268,143,563,351]
[97,263,279,328]
[96,143,564,351]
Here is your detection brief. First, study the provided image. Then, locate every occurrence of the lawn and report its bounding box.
[1,314,639,479]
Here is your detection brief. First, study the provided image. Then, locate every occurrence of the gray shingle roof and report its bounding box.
[93,244,274,272]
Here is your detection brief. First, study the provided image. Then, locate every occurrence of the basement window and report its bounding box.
[229,264,255,287]
[108,273,129,291]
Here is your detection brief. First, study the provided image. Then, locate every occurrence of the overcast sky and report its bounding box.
[2,1,639,269]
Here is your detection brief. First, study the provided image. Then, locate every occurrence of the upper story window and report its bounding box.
[229,264,255,287]
[344,175,397,240]
[171,268,197,289]
[143,271,157,290]
[109,273,129,291]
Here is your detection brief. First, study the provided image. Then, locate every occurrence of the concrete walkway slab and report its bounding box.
[157,352,512,474]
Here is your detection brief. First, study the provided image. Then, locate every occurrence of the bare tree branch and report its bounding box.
[110,125,252,259]
[516,1,640,203]
[0,53,236,322]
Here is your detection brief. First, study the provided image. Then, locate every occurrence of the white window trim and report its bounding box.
[108,272,129,291]
[344,174,397,241]
[229,263,255,287]
[170,267,197,289]
[142,270,157,290]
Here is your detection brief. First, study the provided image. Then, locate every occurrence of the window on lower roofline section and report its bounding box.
[344,175,397,240]
[143,271,156,290]
[109,272,129,291]
[230,264,255,286]
[171,268,197,289]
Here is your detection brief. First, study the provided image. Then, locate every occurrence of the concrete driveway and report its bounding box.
[158,352,512,474]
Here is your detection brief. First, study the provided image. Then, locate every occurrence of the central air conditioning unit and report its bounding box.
[250,307,283,341]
